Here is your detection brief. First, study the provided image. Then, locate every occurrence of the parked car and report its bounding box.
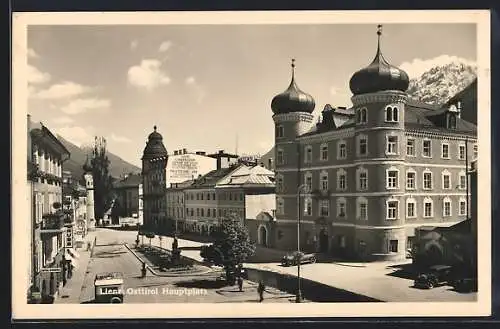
[452,277,478,293]
[281,251,316,266]
[414,265,453,289]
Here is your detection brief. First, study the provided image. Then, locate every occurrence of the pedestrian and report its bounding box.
[237,276,243,292]
[68,263,73,279]
[257,280,265,302]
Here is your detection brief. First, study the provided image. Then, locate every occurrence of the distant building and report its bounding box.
[270,26,477,261]
[27,115,71,303]
[113,173,142,221]
[445,78,477,125]
[166,149,217,187]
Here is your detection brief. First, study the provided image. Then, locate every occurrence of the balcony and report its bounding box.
[40,212,65,233]
[312,189,330,199]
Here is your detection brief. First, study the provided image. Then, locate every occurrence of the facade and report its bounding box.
[28,115,71,302]
[113,173,141,219]
[141,126,168,233]
[165,179,194,234]
[166,149,217,187]
[270,26,478,261]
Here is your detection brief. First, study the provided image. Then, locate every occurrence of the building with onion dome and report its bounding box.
[263,25,477,262]
[141,126,169,233]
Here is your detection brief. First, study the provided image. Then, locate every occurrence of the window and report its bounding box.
[207,208,211,217]
[386,136,398,155]
[442,170,451,189]
[201,208,204,217]
[357,167,368,191]
[337,169,347,191]
[277,149,284,165]
[197,208,200,216]
[385,106,399,122]
[448,114,457,129]
[357,197,368,220]
[423,140,432,157]
[276,174,284,193]
[305,172,313,192]
[304,146,313,163]
[356,107,368,124]
[277,197,284,215]
[441,143,450,159]
[337,198,346,218]
[423,170,433,190]
[406,198,416,218]
[389,240,398,253]
[459,171,466,189]
[304,197,312,216]
[459,198,467,216]
[406,170,416,190]
[473,144,478,159]
[207,193,210,200]
[276,125,284,138]
[319,200,329,217]
[196,193,200,200]
[320,143,329,161]
[406,138,415,156]
[337,140,347,159]
[320,171,329,191]
[357,135,368,156]
[459,144,466,160]
[386,199,399,220]
[386,168,399,189]
[443,198,452,217]
[424,198,433,218]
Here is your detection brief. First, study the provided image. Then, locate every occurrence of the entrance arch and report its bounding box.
[319,229,329,253]
[258,225,268,247]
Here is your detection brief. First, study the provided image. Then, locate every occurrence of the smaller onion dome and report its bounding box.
[142,125,168,160]
[82,155,92,173]
[271,59,315,114]
[349,25,410,96]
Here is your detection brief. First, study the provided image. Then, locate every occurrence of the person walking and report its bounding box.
[257,280,265,302]
[237,276,243,292]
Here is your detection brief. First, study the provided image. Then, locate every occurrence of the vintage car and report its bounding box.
[414,265,453,289]
[94,272,125,303]
[281,251,316,267]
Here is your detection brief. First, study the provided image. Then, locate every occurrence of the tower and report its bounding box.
[271,59,316,249]
[82,155,96,230]
[141,126,169,233]
[349,24,410,260]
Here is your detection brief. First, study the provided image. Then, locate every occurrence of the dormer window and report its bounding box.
[447,113,457,129]
[385,105,399,122]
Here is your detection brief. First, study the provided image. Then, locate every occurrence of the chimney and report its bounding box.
[174,150,178,155]
[183,148,187,154]
[321,106,335,127]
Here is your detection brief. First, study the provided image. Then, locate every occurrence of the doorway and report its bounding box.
[319,229,329,253]
[258,225,268,247]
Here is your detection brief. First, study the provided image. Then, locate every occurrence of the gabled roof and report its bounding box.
[189,164,242,188]
[217,165,275,187]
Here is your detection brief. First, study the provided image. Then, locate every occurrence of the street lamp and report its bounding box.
[296,183,310,303]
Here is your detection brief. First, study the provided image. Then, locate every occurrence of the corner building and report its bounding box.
[271,26,477,261]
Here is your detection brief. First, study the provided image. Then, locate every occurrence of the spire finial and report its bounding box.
[154,125,157,132]
[291,58,296,79]
[375,24,383,58]
[377,24,383,36]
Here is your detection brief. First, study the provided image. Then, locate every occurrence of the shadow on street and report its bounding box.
[174,279,228,289]
[385,263,416,280]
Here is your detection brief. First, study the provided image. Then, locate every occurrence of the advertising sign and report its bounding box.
[169,155,199,180]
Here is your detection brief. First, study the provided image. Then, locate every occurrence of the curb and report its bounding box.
[123,243,215,277]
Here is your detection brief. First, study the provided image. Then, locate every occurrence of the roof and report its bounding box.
[30,122,71,157]
[168,179,195,189]
[114,173,142,189]
[189,165,240,188]
[299,99,477,139]
[218,165,275,187]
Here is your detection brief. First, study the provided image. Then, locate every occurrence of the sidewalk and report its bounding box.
[54,231,96,304]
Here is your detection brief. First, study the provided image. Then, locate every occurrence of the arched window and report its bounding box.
[337,169,347,191]
[423,197,433,218]
[304,172,313,192]
[356,107,368,124]
[319,170,329,191]
[356,167,368,191]
[357,134,368,156]
[320,143,329,161]
[336,197,347,218]
[406,168,417,190]
[423,169,433,190]
[441,169,451,189]
[385,105,399,122]
[337,140,347,159]
[304,197,312,216]
[276,148,284,165]
[458,170,466,189]
[459,197,467,216]
[406,197,417,218]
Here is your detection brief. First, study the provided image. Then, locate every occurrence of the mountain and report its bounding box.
[407,61,477,105]
[57,135,141,182]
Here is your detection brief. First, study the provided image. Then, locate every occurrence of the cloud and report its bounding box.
[60,98,111,115]
[28,48,39,58]
[184,76,207,104]
[52,116,74,125]
[109,133,131,143]
[330,86,339,95]
[159,41,173,53]
[399,55,477,80]
[130,40,138,50]
[34,81,93,100]
[28,64,51,84]
[127,59,171,90]
[54,125,95,147]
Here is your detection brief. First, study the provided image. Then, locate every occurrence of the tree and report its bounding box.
[90,136,114,220]
[201,212,256,283]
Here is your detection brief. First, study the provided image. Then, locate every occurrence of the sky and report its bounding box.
[27,23,476,167]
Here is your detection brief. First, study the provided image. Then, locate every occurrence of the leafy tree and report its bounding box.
[201,212,256,282]
[90,136,114,220]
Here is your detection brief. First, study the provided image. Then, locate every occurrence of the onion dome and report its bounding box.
[271,59,315,114]
[142,125,168,160]
[82,155,92,173]
[349,25,410,96]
